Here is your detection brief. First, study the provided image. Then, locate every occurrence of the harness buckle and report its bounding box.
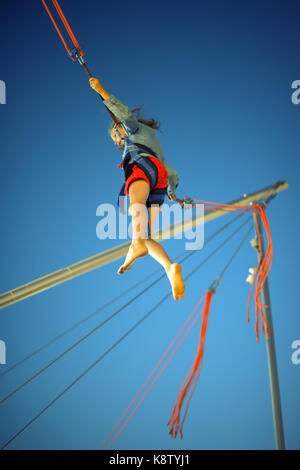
[181,197,194,209]
[68,46,84,64]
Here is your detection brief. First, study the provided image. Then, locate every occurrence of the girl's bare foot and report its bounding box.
[117,239,148,274]
[166,263,185,300]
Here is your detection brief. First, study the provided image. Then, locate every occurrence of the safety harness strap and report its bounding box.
[123,137,159,188]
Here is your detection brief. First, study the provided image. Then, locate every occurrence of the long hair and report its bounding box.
[130,105,161,130]
[108,104,161,134]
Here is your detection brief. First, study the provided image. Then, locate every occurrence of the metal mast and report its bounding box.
[252,209,286,450]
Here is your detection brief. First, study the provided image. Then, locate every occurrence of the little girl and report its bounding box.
[90,78,185,300]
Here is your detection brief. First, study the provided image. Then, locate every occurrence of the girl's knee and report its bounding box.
[128,202,148,217]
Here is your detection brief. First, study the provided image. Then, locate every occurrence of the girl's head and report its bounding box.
[110,122,126,149]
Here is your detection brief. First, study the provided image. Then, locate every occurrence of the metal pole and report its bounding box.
[253,209,285,450]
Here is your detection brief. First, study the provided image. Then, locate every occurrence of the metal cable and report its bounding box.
[1,213,244,380]
[1,214,252,449]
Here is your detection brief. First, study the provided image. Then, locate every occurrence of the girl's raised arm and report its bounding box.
[89,77,139,135]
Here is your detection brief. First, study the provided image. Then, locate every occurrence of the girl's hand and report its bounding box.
[89,78,111,100]
[89,77,102,93]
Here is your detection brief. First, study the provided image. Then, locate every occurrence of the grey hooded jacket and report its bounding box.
[103,94,179,196]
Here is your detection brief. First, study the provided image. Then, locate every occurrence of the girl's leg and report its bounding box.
[144,205,172,270]
[145,205,185,300]
[117,179,150,274]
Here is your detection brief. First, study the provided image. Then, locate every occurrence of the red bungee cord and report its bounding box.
[168,289,213,439]
[41,0,120,125]
[100,293,208,448]
[100,289,215,447]
[41,0,83,61]
[178,198,273,343]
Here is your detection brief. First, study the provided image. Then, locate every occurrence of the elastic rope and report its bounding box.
[182,196,274,343]
[51,0,80,49]
[246,205,272,343]
[168,290,213,439]
[41,0,71,55]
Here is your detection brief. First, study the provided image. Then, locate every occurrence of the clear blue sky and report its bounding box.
[0,0,299,450]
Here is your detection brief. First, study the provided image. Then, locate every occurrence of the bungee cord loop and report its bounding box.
[177,197,273,344]
[168,289,213,439]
